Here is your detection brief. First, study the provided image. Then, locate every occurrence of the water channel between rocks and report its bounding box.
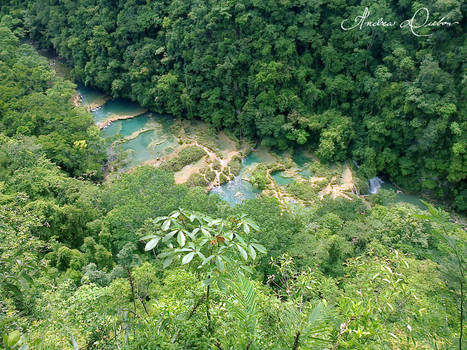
[78,86,425,209]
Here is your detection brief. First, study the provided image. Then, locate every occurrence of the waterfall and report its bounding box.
[369,177,384,194]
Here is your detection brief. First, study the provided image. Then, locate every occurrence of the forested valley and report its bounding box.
[7,0,467,208]
[0,1,466,349]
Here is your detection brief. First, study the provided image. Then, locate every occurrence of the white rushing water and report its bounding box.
[369,177,384,194]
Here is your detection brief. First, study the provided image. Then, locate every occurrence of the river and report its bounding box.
[78,86,426,210]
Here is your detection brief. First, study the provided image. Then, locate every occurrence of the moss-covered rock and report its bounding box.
[212,159,221,170]
[227,158,241,176]
[219,173,229,185]
[160,146,206,172]
[186,173,209,187]
[250,164,270,190]
[286,182,318,202]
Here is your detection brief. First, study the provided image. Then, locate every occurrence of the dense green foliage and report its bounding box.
[0,6,466,350]
[7,0,465,208]
[0,20,105,179]
[2,128,465,348]
[250,164,270,190]
[160,145,206,172]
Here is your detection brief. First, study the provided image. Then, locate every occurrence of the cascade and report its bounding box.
[369,177,384,194]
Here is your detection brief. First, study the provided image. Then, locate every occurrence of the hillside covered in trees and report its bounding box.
[2,0,465,209]
[0,1,466,349]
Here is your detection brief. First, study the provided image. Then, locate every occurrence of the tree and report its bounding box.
[418,202,466,349]
[15,0,466,206]
[141,208,266,329]
[267,255,332,349]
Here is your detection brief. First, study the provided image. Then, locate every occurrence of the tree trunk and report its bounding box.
[459,278,463,350]
[188,293,206,319]
[139,295,149,316]
[125,267,137,314]
[292,331,300,350]
[206,283,212,330]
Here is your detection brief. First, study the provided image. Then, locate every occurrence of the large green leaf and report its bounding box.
[163,230,178,242]
[216,256,225,271]
[145,237,160,251]
[177,231,186,247]
[163,256,174,268]
[182,252,195,265]
[251,243,266,254]
[248,245,256,260]
[7,330,20,347]
[237,245,248,261]
[161,219,171,231]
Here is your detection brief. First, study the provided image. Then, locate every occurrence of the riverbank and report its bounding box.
[96,111,148,129]
[74,83,457,217]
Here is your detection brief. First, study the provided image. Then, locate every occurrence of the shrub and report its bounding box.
[160,146,206,172]
[186,173,208,187]
[250,164,269,190]
[286,182,317,201]
[227,158,241,176]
